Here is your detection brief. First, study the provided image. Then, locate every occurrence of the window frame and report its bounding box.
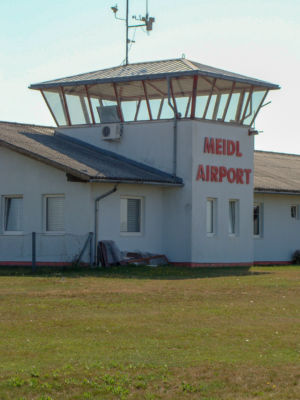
[120,196,143,236]
[229,199,239,237]
[206,197,217,237]
[43,194,65,234]
[253,202,263,238]
[2,195,24,235]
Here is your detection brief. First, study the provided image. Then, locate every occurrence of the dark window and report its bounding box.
[253,204,260,236]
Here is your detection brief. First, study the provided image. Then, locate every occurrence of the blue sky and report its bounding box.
[0,0,299,153]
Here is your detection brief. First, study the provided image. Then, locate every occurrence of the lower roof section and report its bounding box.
[0,121,182,185]
[254,151,300,194]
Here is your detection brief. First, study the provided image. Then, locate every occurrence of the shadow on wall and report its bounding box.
[0,264,270,280]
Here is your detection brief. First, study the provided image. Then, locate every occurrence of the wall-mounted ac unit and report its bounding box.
[101,124,121,141]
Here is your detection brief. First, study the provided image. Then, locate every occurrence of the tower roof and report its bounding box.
[29,58,279,90]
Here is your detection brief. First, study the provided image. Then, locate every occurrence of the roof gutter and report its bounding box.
[254,189,300,195]
[29,71,280,91]
[89,178,183,186]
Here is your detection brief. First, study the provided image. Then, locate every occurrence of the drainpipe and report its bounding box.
[167,77,178,177]
[94,185,118,265]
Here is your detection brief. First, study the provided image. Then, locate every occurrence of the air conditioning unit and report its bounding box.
[101,124,121,141]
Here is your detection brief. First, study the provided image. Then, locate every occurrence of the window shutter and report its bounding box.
[46,196,64,231]
[127,199,141,232]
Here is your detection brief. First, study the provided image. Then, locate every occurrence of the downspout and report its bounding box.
[94,185,118,265]
[167,77,178,177]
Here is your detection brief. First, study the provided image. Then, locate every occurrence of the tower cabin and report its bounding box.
[30,58,278,129]
[28,58,279,265]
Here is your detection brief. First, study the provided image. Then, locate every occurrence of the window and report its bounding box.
[229,200,239,235]
[120,197,142,234]
[42,91,68,126]
[291,205,298,219]
[253,203,262,236]
[66,94,92,125]
[3,196,23,232]
[242,90,266,126]
[45,195,65,232]
[206,198,216,235]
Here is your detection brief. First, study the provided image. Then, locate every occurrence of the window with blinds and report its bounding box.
[45,195,65,232]
[4,196,23,232]
[120,197,142,233]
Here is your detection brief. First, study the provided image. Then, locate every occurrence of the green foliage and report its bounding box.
[38,396,54,400]
[181,381,200,392]
[7,377,25,387]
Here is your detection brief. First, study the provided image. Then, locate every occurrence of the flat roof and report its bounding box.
[29,58,280,90]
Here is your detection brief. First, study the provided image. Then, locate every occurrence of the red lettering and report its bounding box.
[236,168,244,184]
[223,139,227,155]
[216,139,223,155]
[210,166,219,182]
[204,137,215,154]
[236,141,243,157]
[196,165,252,184]
[227,168,236,183]
[219,166,227,182]
[244,169,252,184]
[196,164,206,181]
[206,165,210,181]
[227,140,235,156]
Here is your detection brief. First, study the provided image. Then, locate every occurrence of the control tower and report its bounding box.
[29,58,279,264]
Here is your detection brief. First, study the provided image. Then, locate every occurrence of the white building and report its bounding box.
[0,58,298,266]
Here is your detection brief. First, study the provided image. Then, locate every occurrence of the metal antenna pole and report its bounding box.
[111,0,155,65]
[125,0,129,65]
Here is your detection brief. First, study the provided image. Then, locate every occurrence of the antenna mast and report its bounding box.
[111,0,155,65]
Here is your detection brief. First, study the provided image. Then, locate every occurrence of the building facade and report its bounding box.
[1,58,298,266]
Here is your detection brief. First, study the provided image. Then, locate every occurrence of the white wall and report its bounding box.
[91,183,164,256]
[254,193,300,262]
[161,121,193,261]
[0,147,92,262]
[57,119,255,264]
[57,120,182,175]
[0,147,166,263]
[1,118,258,264]
[191,121,254,263]
[58,120,195,262]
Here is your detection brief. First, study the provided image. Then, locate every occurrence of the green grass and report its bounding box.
[0,265,299,399]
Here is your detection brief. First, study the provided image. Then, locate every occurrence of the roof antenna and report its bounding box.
[111,0,155,65]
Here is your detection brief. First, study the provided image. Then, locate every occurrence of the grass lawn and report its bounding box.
[0,265,299,399]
